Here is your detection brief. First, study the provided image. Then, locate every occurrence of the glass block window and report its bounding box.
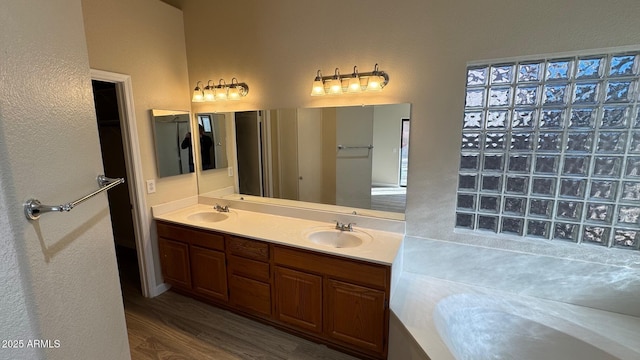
[457,51,640,250]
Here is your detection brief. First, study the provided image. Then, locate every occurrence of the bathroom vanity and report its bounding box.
[153,203,402,360]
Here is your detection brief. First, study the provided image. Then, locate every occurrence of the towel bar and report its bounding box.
[24,175,125,220]
[337,144,374,150]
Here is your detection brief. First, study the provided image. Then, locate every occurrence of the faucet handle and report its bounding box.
[347,222,356,231]
[214,203,230,212]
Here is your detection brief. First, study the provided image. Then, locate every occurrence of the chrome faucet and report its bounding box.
[334,221,355,231]
[214,204,229,212]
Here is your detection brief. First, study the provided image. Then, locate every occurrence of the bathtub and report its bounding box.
[433,294,639,360]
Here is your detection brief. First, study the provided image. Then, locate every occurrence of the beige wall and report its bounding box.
[181,0,640,254]
[0,0,130,358]
[82,0,196,207]
[372,104,411,186]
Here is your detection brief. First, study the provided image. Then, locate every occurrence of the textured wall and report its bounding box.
[0,0,130,359]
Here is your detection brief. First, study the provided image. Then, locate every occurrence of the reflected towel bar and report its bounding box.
[337,144,374,150]
[24,175,125,220]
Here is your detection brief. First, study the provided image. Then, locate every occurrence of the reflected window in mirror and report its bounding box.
[400,118,410,187]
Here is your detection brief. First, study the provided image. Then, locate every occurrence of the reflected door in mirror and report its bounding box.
[151,109,193,178]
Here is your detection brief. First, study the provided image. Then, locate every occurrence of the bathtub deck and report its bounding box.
[391,271,640,360]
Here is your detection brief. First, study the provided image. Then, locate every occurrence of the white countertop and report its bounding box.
[152,203,403,266]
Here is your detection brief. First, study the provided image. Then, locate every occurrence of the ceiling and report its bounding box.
[159,0,184,9]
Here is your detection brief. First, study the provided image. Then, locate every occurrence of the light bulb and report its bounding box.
[329,78,342,94]
[348,76,361,93]
[203,85,215,101]
[192,81,204,102]
[366,75,383,91]
[215,86,227,100]
[311,79,325,96]
[228,86,240,100]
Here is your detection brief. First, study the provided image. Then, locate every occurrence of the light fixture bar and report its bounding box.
[310,64,389,96]
[191,78,249,102]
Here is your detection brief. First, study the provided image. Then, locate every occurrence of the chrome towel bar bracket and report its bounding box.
[24,175,125,220]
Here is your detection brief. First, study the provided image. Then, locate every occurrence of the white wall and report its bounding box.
[0,0,130,359]
[181,0,640,261]
[336,106,374,209]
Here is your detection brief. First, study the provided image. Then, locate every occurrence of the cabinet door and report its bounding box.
[158,237,191,289]
[325,279,386,354]
[229,275,271,317]
[190,246,228,301]
[274,266,322,334]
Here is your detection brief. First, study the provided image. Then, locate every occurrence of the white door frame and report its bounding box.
[91,69,160,298]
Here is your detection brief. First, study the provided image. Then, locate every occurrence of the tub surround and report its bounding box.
[392,272,640,360]
[391,236,640,359]
[403,237,640,317]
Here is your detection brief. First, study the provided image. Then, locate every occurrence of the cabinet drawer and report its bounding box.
[227,236,269,260]
[228,255,270,282]
[229,275,271,317]
[273,246,388,289]
[157,221,224,251]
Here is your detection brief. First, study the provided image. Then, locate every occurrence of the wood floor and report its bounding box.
[116,247,360,360]
[370,187,406,213]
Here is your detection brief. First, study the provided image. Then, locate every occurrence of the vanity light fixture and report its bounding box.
[192,81,204,102]
[329,68,343,94]
[214,79,228,100]
[191,78,249,102]
[228,78,243,100]
[366,64,384,92]
[203,80,215,101]
[348,66,362,93]
[311,70,325,96]
[310,63,389,96]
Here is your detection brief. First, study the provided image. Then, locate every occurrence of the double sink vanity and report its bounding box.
[152,198,404,360]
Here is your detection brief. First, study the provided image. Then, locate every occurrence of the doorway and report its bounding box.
[90,70,161,299]
[234,111,265,197]
[92,80,141,293]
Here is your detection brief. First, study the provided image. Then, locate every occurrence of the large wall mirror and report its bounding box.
[197,103,410,219]
[151,109,194,177]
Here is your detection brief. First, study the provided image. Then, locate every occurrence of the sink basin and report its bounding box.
[304,228,372,248]
[186,211,230,223]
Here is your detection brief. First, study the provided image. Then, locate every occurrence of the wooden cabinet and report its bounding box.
[326,279,386,353]
[190,246,228,301]
[274,266,323,334]
[157,222,227,303]
[158,237,191,290]
[156,221,391,359]
[226,236,272,317]
[273,245,390,359]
